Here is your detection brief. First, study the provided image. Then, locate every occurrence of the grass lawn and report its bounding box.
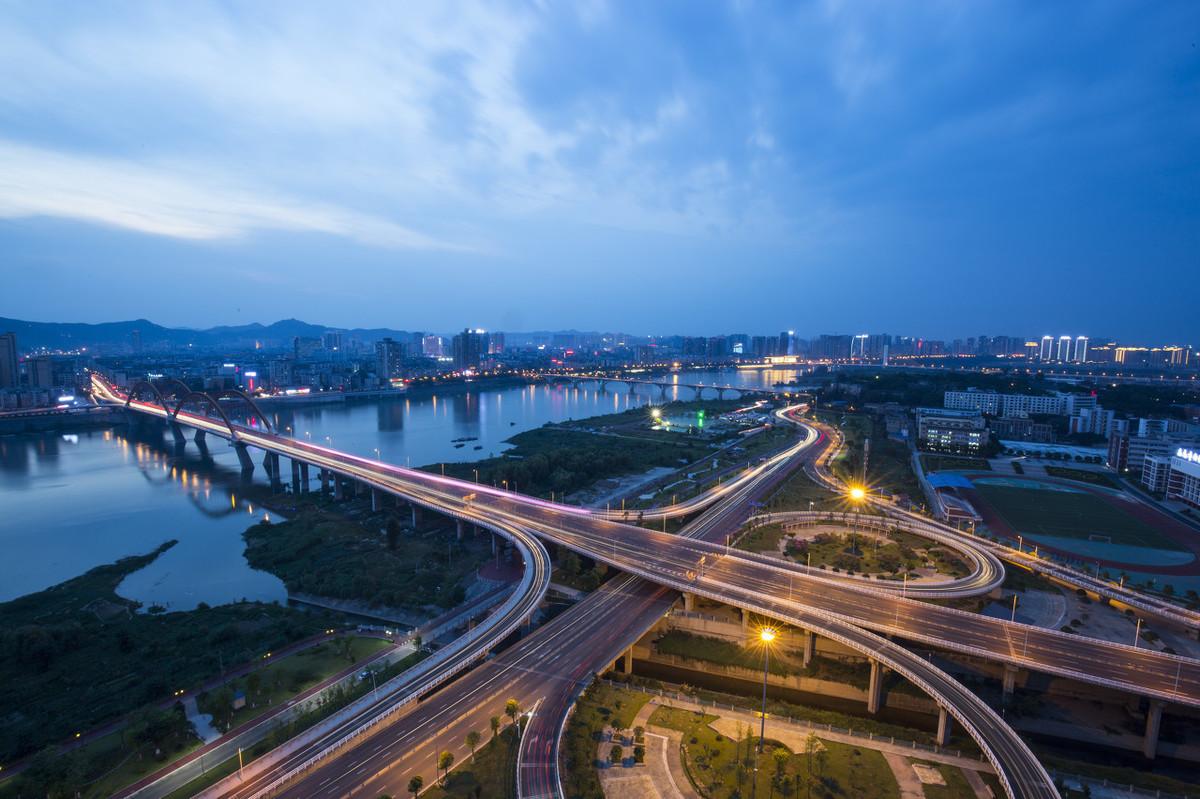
[914,761,976,799]
[197,635,393,732]
[650,705,899,799]
[1043,466,1121,489]
[655,631,791,676]
[560,682,652,799]
[424,726,519,799]
[765,469,841,513]
[921,454,992,473]
[973,483,1185,551]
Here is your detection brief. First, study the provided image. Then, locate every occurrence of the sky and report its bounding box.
[0,1,1197,342]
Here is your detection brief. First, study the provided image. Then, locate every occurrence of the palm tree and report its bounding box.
[504,698,521,733]
[406,775,422,798]
[437,750,455,786]
[466,730,481,762]
[490,715,501,743]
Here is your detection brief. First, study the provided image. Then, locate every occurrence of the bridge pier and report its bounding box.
[1002,663,1019,698]
[299,462,309,491]
[867,659,882,714]
[456,519,465,540]
[233,442,254,473]
[410,503,420,528]
[1144,700,1164,759]
[291,459,302,494]
[263,452,281,490]
[682,593,695,612]
[936,707,952,746]
[371,488,380,513]
[801,630,816,667]
[740,608,749,638]
[169,421,187,447]
[320,468,330,493]
[333,476,344,501]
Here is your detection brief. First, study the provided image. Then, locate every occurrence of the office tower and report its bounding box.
[1073,336,1088,363]
[0,332,17,388]
[375,337,405,380]
[29,357,55,389]
[487,332,505,355]
[422,335,444,357]
[452,329,486,370]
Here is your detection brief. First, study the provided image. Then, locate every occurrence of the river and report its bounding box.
[0,367,812,609]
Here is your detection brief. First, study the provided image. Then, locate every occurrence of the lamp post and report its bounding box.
[848,486,866,554]
[758,627,775,753]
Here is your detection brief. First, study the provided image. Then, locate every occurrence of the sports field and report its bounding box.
[972,481,1187,553]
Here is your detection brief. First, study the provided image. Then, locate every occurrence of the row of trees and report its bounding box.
[383,698,523,798]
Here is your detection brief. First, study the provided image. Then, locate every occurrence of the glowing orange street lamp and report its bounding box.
[757,627,776,753]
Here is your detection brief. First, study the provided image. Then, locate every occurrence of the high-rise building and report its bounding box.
[375,337,405,381]
[322,331,343,353]
[851,334,869,359]
[1039,335,1054,361]
[1073,336,1088,363]
[1056,335,1072,362]
[28,357,55,389]
[778,330,796,356]
[0,332,16,388]
[422,335,444,358]
[487,332,505,355]
[452,329,486,370]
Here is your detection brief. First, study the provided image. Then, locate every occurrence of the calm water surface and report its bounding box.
[0,368,808,609]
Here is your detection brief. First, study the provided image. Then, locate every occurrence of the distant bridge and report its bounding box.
[543,374,802,400]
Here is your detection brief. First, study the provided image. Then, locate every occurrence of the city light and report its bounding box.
[760,627,776,643]
[848,486,866,502]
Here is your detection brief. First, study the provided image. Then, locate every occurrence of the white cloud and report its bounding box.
[0,140,468,250]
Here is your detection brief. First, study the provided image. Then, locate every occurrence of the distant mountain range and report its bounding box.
[0,316,422,352]
[0,316,620,354]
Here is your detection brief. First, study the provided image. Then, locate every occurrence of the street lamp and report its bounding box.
[847,485,866,553]
[757,627,776,753]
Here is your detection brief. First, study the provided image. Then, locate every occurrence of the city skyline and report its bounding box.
[2,2,1198,339]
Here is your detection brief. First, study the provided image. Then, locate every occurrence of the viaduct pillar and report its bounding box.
[936,707,952,746]
[801,631,816,668]
[370,488,380,513]
[169,421,187,448]
[291,459,302,495]
[1002,664,1019,698]
[1144,700,1164,760]
[682,593,695,612]
[456,519,465,540]
[867,659,882,714]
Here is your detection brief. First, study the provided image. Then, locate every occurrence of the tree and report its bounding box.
[386,518,401,550]
[505,698,521,730]
[466,729,481,761]
[490,715,501,742]
[407,776,423,798]
[246,672,262,702]
[771,747,789,799]
[609,744,623,765]
[437,750,455,785]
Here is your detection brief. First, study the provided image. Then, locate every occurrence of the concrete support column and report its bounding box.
[867,659,882,714]
[320,469,330,493]
[233,442,254,472]
[741,608,749,637]
[194,429,207,445]
[291,459,302,495]
[170,422,187,447]
[1144,700,1164,760]
[410,503,420,528]
[936,707,952,746]
[623,647,633,673]
[456,519,465,540]
[371,488,380,513]
[1002,664,1019,697]
[682,593,695,612]
[802,631,816,668]
[263,452,280,489]
[299,462,309,492]
[333,476,344,501]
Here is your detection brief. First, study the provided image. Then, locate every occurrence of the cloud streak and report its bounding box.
[0,140,470,250]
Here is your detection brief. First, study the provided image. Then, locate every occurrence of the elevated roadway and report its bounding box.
[95,377,1196,798]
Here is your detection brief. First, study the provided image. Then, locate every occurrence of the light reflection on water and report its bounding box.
[0,368,810,608]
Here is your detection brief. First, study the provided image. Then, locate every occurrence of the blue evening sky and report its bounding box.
[0,1,1197,341]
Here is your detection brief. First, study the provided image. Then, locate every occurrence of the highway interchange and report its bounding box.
[93,375,1200,799]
